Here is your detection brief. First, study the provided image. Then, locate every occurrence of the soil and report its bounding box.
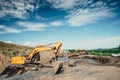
[0,55,120,80]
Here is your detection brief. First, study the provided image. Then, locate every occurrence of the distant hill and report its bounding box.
[0,41,33,50]
[0,41,33,57]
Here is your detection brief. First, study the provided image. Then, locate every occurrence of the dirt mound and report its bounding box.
[83,55,120,66]
[0,41,32,50]
[0,53,10,72]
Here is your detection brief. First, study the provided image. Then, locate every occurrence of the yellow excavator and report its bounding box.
[68,48,80,58]
[1,42,63,77]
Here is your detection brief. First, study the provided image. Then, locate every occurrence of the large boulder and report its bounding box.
[68,60,76,67]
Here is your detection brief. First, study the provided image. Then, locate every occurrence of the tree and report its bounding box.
[119,45,120,51]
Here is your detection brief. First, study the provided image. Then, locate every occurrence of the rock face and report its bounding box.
[0,53,10,72]
[68,60,76,67]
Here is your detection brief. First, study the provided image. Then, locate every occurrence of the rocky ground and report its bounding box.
[0,55,120,80]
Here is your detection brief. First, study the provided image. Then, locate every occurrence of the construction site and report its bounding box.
[0,0,120,80]
[0,41,120,80]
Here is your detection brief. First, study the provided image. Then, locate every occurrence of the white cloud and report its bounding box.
[23,41,34,46]
[47,0,76,10]
[86,36,120,49]
[0,0,40,19]
[47,0,116,27]
[0,22,48,34]
[4,40,12,43]
[50,21,63,27]
[23,41,40,47]
[0,25,21,34]
[17,22,48,31]
[66,1,115,27]
[94,36,120,46]
[63,36,120,49]
[47,0,94,10]
[66,8,115,27]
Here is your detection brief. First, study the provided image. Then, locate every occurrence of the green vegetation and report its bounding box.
[68,47,120,56]
[88,47,120,56]
[68,49,84,54]
[2,50,18,58]
[68,49,76,53]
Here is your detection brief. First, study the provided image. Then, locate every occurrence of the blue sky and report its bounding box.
[0,0,120,49]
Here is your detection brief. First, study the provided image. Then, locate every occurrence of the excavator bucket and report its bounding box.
[53,61,63,74]
[0,66,25,78]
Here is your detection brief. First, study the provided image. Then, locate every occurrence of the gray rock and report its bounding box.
[68,60,76,67]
